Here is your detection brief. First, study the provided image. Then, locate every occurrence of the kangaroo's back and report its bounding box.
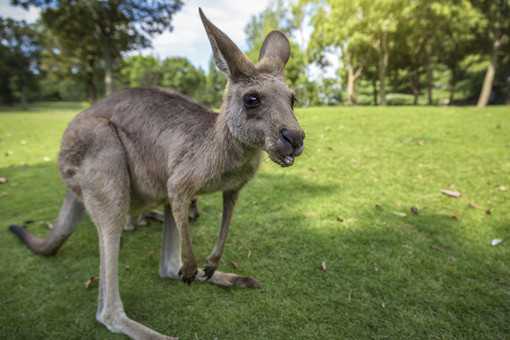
[59,87,218,202]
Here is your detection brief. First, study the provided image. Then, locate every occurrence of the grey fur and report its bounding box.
[9,8,304,339]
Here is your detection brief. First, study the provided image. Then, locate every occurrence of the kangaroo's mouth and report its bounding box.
[267,142,304,167]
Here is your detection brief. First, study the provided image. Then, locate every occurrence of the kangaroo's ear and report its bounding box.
[199,8,255,81]
[257,31,291,75]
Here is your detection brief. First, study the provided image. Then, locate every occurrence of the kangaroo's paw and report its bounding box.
[202,264,217,280]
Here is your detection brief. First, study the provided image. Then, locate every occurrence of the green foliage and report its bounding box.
[118,55,220,107]
[160,57,206,99]
[0,17,40,105]
[12,0,183,98]
[1,103,510,339]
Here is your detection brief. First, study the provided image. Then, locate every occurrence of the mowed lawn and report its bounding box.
[0,102,509,340]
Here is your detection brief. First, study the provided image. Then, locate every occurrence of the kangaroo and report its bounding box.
[9,8,304,340]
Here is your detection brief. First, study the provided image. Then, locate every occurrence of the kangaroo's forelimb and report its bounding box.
[170,195,198,284]
[203,190,239,279]
[159,199,260,289]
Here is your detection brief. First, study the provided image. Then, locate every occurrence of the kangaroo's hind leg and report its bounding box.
[79,122,175,340]
[9,191,85,256]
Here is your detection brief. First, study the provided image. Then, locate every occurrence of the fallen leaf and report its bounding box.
[230,261,240,270]
[410,207,419,215]
[0,177,7,184]
[320,261,327,272]
[392,211,407,217]
[485,209,492,215]
[491,239,503,246]
[468,202,480,209]
[84,276,98,289]
[441,189,461,198]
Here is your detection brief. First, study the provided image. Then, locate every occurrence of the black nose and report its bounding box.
[280,128,305,155]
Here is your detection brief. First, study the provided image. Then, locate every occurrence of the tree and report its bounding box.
[14,0,183,97]
[160,57,206,100]
[0,17,41,105]
[306,0,407,106]
[470,0,510,107]
[120,55,161,88]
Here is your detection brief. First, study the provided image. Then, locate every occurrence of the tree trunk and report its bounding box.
[448,67,457,105]
[411,71,420,105]
[426,60,433,105]
[20,77,27,108]
[477,39,500,107]
[87,77,98,103]
[372,78,378,106]
[378,33,388,105]
[346,67,355,105]
[346,65,362,105]
[104,45,113,97]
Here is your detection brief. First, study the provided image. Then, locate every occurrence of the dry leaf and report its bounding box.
[392,211,407,217]
[491,239,503,246]
[468,202,480,209]
[230,261,240,270]
[0,176,7,184]
[410,207,419,215]
[441,189,461,198]
[320,261,327,272]
[84,276,98,289]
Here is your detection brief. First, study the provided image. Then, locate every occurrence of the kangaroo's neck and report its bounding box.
[213,111,259,166]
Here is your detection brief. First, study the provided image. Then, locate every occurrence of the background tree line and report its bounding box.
[0,0,508,107]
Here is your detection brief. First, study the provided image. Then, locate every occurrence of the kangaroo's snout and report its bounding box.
[280,128,305,156]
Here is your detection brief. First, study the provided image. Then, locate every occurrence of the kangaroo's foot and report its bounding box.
[198,269,261,288]
[97,309,177,340]
[161,267,260,289]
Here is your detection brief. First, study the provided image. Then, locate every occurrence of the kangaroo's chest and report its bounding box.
[199,153,261,194]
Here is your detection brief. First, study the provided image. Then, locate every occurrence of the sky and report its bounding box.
[0,0,272,71]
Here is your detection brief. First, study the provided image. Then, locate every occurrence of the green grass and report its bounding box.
[1,102,509,339]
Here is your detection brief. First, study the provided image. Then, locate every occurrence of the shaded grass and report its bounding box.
[0,103,509,339]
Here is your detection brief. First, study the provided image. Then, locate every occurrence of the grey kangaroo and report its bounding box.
[9,8,304,340]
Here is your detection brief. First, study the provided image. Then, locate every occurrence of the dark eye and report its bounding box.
[243,93,261,109]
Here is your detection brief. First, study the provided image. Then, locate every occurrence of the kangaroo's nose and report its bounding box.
[280,128,305,156]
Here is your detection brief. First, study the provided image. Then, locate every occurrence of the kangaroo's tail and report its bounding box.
[9,191,85,256]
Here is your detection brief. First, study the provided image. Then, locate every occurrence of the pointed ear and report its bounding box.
[257,31,291,75]
[199,8,255,81]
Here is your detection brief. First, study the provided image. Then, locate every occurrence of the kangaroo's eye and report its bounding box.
[243,93,260,109]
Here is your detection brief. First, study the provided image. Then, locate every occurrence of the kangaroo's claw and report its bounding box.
[202,264,217,280]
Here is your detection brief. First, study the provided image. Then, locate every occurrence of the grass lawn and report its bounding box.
[1,102,509,339]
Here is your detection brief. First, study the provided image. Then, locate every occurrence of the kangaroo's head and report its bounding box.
[200,8,304,167]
